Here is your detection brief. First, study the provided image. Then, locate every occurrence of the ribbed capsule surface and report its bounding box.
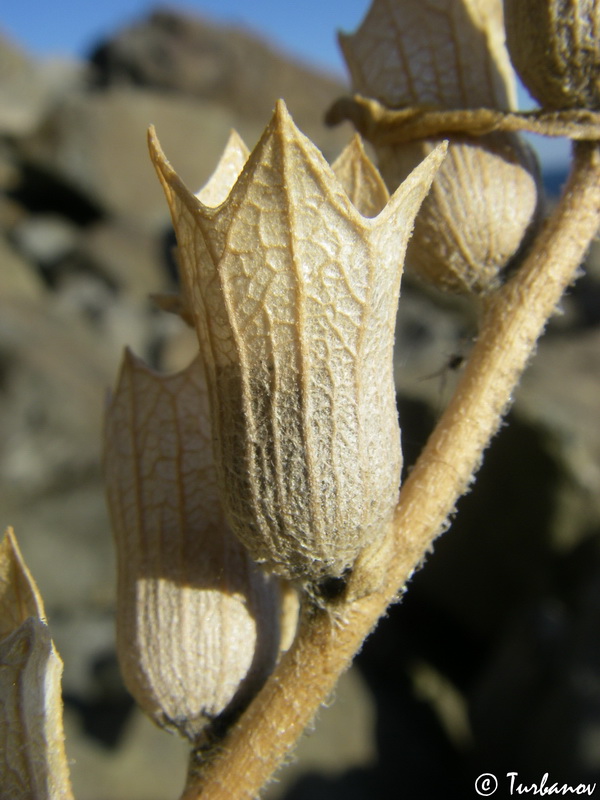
[504,0,600,109]
[378,133,540,294]
[340,0,517,110]
[342,0,541,296]
[149,101,445,584]
[104,353,281,739]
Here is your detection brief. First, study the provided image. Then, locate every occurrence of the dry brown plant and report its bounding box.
[2,1,600,798]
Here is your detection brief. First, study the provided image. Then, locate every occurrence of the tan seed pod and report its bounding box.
[504,0,600,110]
[0,528,73,800]
[341,0,542,296]
[104,352,282,739]
[340,0,517,111]
[378,133,541,295]
[0,619,73,800]
[149,101,446,588]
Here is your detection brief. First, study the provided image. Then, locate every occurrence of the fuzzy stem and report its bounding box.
[325,96,600,145]
[180,141,600,800]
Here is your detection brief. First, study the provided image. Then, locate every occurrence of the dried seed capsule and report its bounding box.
[0,529,73,800]
[149,102,445,588]
[341,0,542,296]
[504,0,600,110]
[378,133,540,295]
[104,353,282,739]
[340,0,517,112]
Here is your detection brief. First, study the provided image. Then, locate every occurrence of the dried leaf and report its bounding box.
[0,527,45,641]
[340,0,516,110]
[104,352,281,739]
[149,101,446,587]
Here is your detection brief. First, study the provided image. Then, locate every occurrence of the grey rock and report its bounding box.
[516,325,600,548]
[471,560,600,783]
[0,297,116,494]
[394,280,474,407]
[0,233,45,298]
[63,707,188,800]
[0,140,21,193]
[88,8,345,134]
[0,33,50,135]
[54,273,157,363]
[80,220,168,297]
[0,33,84,136]
[18,10,350,229]
[20,87,263,228]
[11,213,80,270]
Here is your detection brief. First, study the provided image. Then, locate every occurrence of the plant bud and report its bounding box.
[149,101,445,589]
[504,0,600,110]
[104,353,282,739]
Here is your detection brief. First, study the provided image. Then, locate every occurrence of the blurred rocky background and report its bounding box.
[1,7,600,799]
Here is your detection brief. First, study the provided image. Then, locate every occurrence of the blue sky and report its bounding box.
[1,0,570,169]
[1,1,367,77]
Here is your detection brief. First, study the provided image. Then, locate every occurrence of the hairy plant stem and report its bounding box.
[180,141,600,800]
[326,96,600,145]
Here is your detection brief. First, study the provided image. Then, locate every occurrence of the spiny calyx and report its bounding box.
[149,101,445,588]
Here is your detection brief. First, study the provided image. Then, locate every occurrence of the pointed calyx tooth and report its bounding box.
[331,134,389,217]
[340,0,517,111]
[149,99,445,589]
[195,128,250,206]
[0,527,45,641]
[104,352,282,740]
[340,0,542,297]
[504,0,600,110]
[150,291,195,326]
[0,528,74,800]
[148,129,249,328]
